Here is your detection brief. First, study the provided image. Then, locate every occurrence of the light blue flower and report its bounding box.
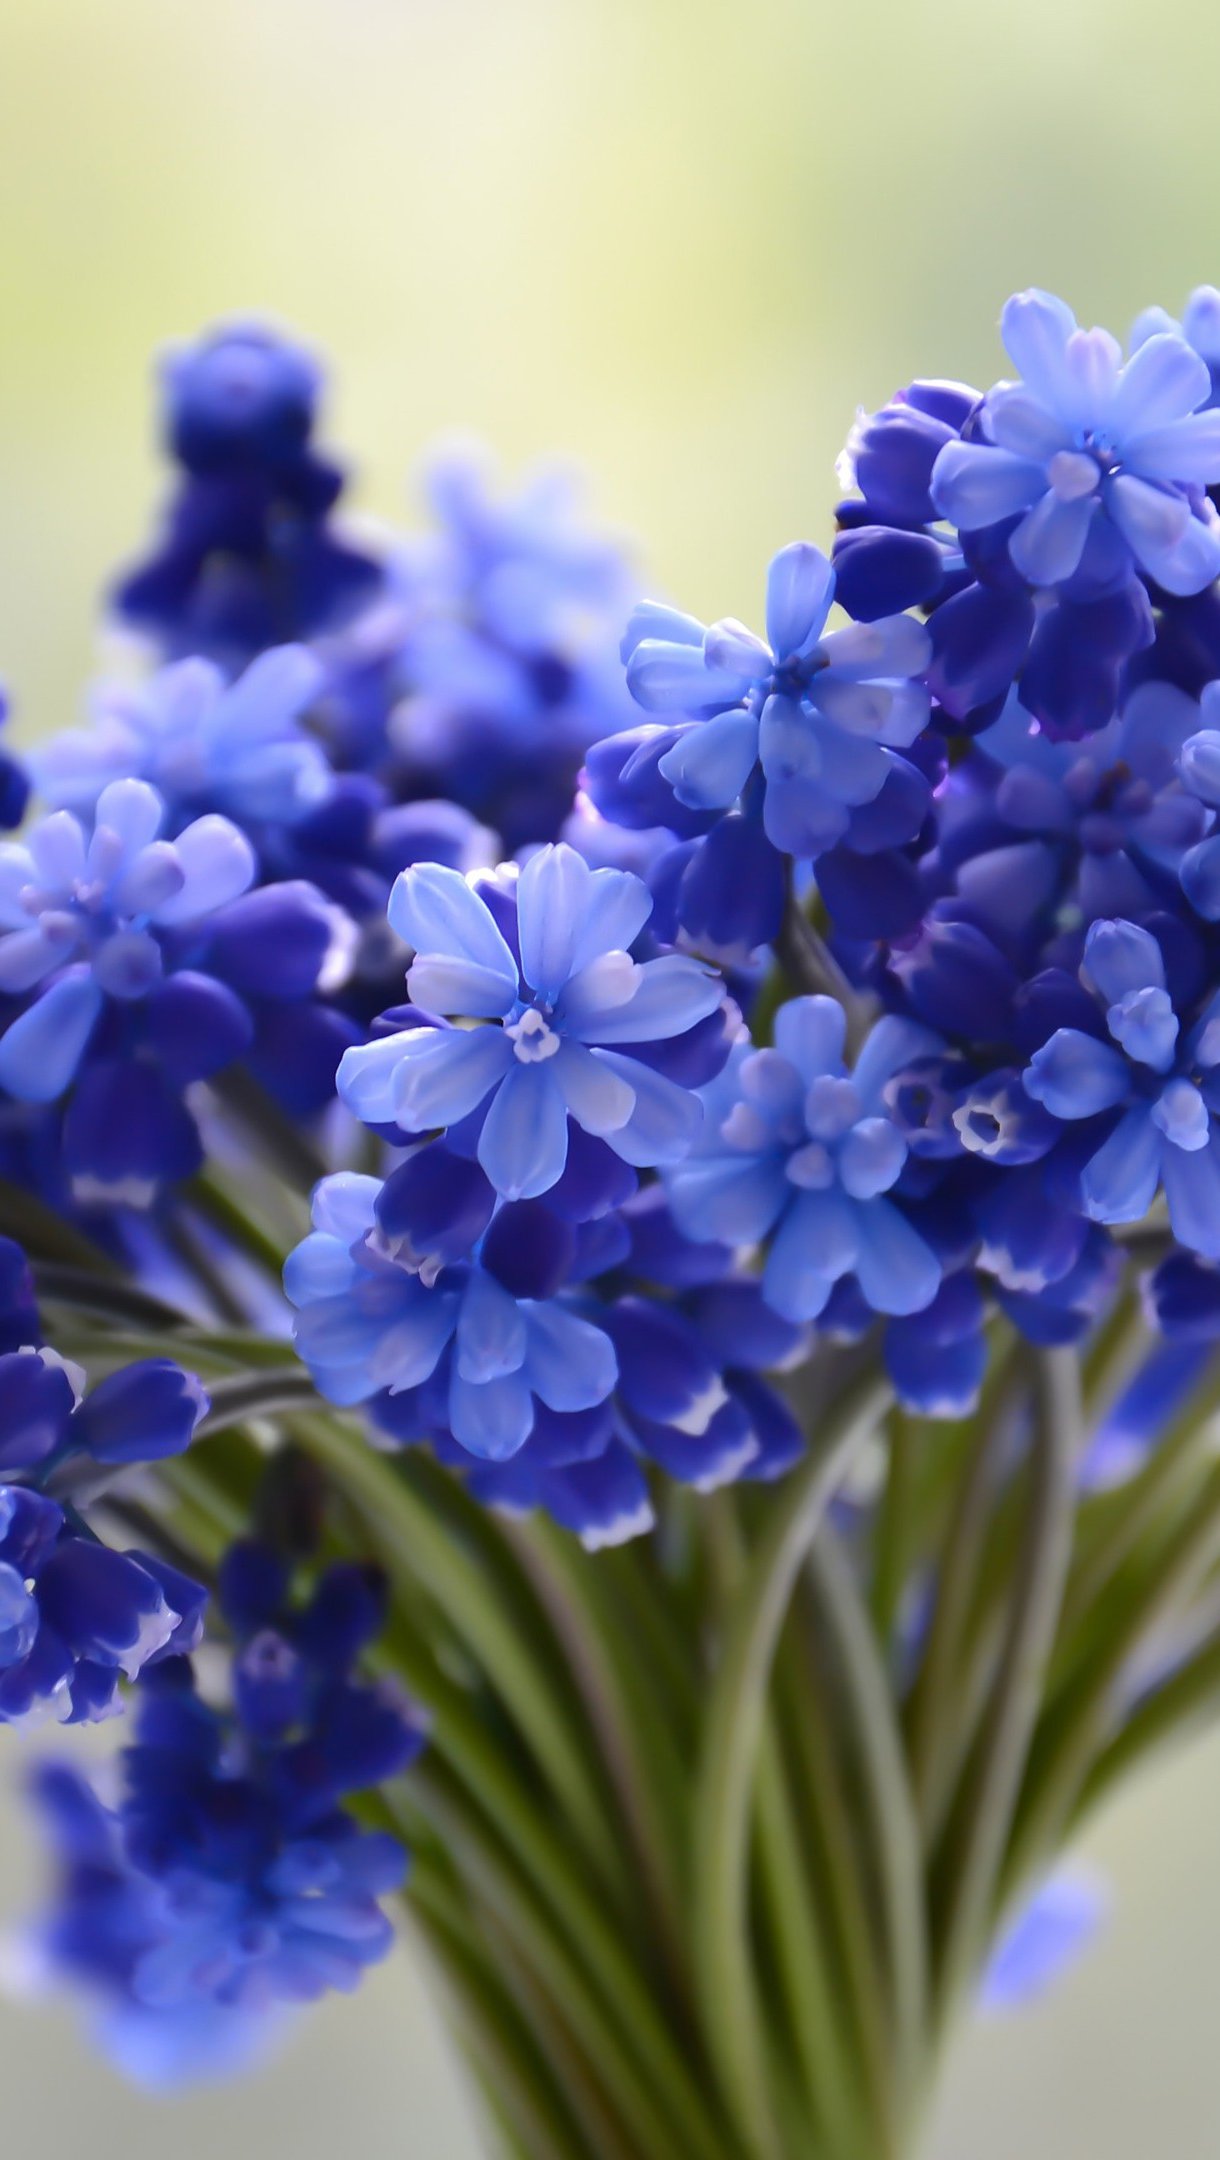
[622,542,931,857]
[337,843,725,1201]
[35,647,330,832]
[284,1173,618,1459]
[980,1868,1107,2011]
[665,997,943,1324]
[932,289,1220,594]
[1131,286,1220,406]
[0,780,255,1103]
[1023,918,1220,1252]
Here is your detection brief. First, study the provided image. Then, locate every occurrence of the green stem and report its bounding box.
[806,1526,928,2135]
[1001,1456,1220,1909]
[412,1760,730,2160]
[930,1346,1080,2026]
[1056,1347,1220,1659]
[905,1392,1010,1844]
[1071,1622,1220,1823]
[194,1367,322,1436]
[691,1374,889,2160]
[504,1516,692,1994]
[753,1710,871,2160]
[869,1407,916,1653]
[296,1412,631,1903]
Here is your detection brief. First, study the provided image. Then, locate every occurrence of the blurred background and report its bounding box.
[2,0,1220,2149]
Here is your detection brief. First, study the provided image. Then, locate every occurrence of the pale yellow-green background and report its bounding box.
[2,0,1220,2150]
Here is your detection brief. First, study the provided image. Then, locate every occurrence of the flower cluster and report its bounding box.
[19,1543,424,2084]
[12,290,1220,2091]
[0,1236,208,1723]
[0,778,351,1202]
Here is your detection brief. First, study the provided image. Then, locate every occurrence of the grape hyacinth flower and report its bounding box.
[667,996,943,1323]
[20,1545,424,2083]
[373,442,640,851]
[620,540,932,860]
[285,1171,619,1459]
[1023,918,1220,1251]
[35,647,331,837]
[0,778,353,1200]
[931,289,1220,597]
[0,779,255,1102]
[0,1236,208,1724]
[337,843,727,1202]
[113,321,383,668]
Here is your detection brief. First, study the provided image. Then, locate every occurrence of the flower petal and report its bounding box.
[387,862,518,989]
[1109,332,1211,439]
[477,1063,570,1199]
[393,1026,514,1133]
[598,1054,703,1167]
[850,1196,941,1316]
[1008,491,1094,586]
[657,708,760,810]
[1080,1106,1162,1224]
[0,970,104,1103]
[765,542,835,661]
[1023,1029,1131,1119]
[931,441,1046,530]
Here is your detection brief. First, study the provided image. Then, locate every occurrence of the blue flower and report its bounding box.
[621,541,931,859]
[0,1236,209,1724]
[1023,918,1220,1253]
[932,289,1220,597]
[0,779,255,1103]
[666,998,943,1324]
[35,648,331,835]
[113,321,383,669]
[1131,287,1220,408]
[0,688,29,833]
[320,440,639,853]
[285,1171,619,1460]
[980,1869,1107,2012]
[337,844,726,1201]
[937,683,1208,941]
[22,1548,424,2083]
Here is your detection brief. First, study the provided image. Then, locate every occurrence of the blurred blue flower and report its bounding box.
[22,1547,423,2082]
[114,321,383,669]
[338,843,726,1201]
[35,648,331,836]
[980,1869,1108,2012]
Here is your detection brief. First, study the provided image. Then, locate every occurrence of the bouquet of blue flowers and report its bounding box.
[3,289,1220,2155]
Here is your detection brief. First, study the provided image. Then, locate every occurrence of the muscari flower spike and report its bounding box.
[113,320,384,669]
[20,1543,425,2084]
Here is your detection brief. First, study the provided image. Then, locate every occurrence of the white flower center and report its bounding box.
[506,1007,561,1063]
